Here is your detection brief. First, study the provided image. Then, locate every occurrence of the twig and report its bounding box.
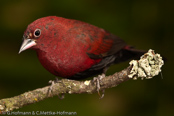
[0,49,164,113]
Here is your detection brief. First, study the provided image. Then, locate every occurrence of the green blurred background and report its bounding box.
[0,0,173,116]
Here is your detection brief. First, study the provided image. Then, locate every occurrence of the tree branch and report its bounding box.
[0,49,164,114]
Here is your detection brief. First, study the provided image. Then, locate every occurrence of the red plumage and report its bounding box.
[19,16,145,79]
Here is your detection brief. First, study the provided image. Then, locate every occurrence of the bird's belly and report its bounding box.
[37,50,101,78]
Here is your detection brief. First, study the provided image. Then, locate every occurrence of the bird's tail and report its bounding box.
[114,45,146,63]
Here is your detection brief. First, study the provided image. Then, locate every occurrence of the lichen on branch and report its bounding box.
[128,49,164,80]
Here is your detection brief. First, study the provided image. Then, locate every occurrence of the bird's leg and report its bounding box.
[48,77,58,96]
[93,73,105,99]
[93,67,109,99]
[48,77,65,99]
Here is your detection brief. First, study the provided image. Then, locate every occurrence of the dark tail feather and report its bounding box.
[117,46,166,63]
[114,46,146,63]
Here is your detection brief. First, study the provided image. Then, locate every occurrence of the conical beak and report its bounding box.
[18,38,36,54]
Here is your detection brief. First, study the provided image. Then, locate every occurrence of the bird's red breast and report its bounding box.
[19,16,127,78]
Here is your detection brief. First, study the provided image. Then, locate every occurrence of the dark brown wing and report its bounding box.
[69,31,127,80]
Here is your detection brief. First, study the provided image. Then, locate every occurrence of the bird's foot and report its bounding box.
[93,73,106,99]
[48,78,65,99]
[48,77,58,96]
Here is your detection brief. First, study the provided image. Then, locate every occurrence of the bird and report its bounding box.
[19,16,145,96]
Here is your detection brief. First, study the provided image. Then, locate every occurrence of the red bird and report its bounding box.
[19,16,145,80]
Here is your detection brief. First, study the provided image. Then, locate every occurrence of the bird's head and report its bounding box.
[19,16,62,54]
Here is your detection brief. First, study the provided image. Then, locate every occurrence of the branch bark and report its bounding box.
[0,66,131,113]
[0,49,164,114]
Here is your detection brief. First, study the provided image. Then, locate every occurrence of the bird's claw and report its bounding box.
[93,73,105,99]
[58,93,65,100]
[100,89,105,99]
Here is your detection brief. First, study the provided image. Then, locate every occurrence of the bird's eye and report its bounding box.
[34,29,41,38]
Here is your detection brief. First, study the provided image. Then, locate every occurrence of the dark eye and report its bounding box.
[34,29,41,37]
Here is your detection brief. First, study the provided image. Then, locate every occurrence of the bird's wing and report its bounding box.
[87,32,127,59]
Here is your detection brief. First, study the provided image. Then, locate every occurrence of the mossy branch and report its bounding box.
[0,49,164,114]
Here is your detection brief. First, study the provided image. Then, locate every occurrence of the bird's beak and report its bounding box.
[18,38,36,54]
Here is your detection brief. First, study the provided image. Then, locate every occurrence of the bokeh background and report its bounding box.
[0,0,173,116]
